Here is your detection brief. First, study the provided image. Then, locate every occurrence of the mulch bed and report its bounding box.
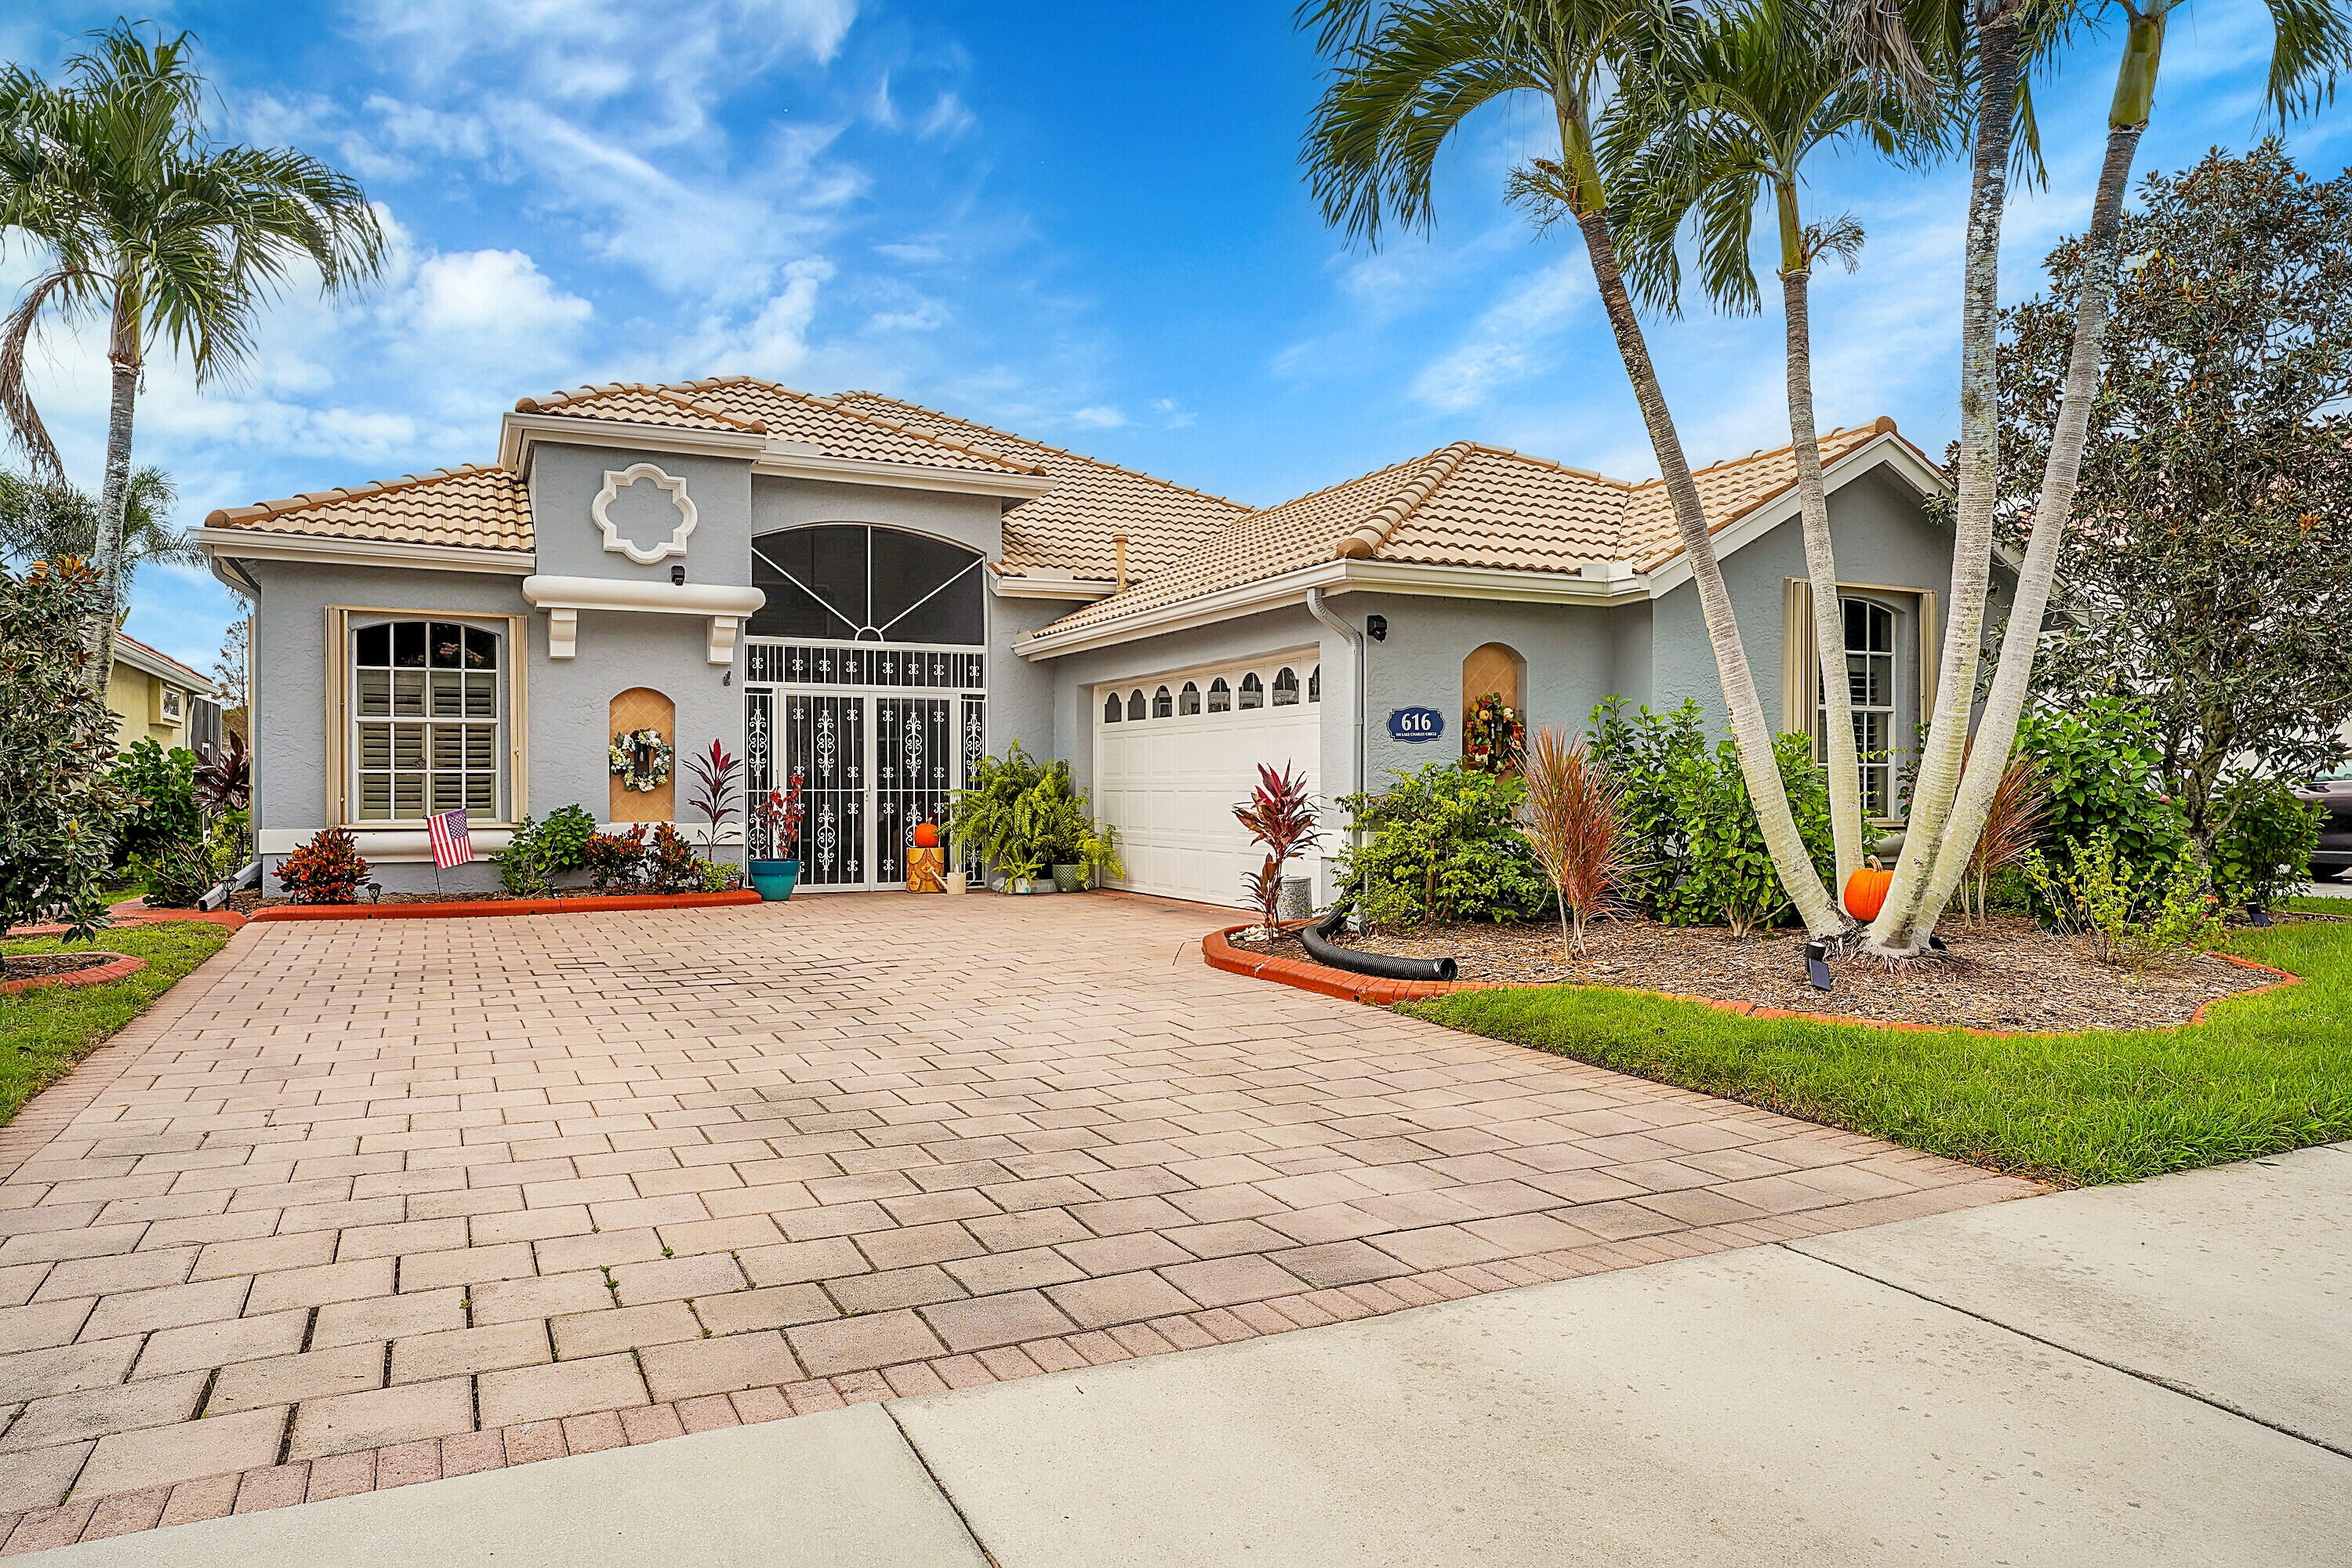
[1,953,120,982]
[1232,913,2274,1031]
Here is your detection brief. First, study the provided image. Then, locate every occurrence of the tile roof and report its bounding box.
[203,464,532,554]
[659,378,1044,476]
[1034,419,1907,640]
[829,391,1250,582]
[511,383,768,434]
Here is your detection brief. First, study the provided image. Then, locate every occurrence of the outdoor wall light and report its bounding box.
[1367,614,1387,642]
[671,564,687,585]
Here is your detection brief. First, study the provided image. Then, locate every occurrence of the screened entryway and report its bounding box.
[742,524,986,891]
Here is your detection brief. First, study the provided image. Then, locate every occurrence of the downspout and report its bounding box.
[1305,585,1364,909]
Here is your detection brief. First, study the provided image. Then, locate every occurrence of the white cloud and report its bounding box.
[1410,260,1588,411]
[1068,405,1127,430]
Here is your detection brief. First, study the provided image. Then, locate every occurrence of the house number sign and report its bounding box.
[1388,706,1445,742]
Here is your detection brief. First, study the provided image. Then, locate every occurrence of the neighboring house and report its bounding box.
[198,377,2005,900]
[106,630,217,757]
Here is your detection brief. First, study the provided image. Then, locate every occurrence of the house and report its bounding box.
[105,630,219,758]
[197,377,2005,900]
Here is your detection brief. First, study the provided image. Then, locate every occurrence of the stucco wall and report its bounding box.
[529,441,755,589]
[1646,468,2009,740]
[1341,591,1628,793]
[103,663,196,755]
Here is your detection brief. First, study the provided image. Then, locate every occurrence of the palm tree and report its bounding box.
[1603,4,1951,891]
[0,465,191,586]
[1850,0,2352,955]
[1301,0,1849,939]
[0,23,383,689]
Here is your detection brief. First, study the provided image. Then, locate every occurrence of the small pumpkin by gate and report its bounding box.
[913,819,940,849]
[1843,866,1894,921]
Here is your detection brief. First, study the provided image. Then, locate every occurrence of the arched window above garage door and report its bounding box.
[1207,678,1231,713]
[1103,691,1122,723]
[1127,690,1146,720]
[1239,673,1263,710]
[750,524,984,644]
[1179,682,1200,715]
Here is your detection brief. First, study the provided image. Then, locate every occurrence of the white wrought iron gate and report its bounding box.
[744,641,985,891]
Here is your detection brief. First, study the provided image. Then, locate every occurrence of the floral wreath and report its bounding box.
[1462,691,1525,772]
[609,728,673,793]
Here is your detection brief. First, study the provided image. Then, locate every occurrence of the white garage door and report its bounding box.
[1093,652,1323,908]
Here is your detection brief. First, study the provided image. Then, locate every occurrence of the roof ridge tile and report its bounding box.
[1337,441,1475,560]
[831,389,1254,510]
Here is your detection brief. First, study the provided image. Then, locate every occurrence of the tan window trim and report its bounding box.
[326,604,528,830]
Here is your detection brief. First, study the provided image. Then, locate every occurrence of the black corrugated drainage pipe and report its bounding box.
[1299,902,1457,983]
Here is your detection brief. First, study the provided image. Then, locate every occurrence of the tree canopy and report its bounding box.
[2003,143,2352,838]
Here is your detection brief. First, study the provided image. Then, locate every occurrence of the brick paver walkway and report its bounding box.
[0,895,2034,1552]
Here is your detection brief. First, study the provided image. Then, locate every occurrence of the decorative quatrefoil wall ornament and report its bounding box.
[591,463,699,565]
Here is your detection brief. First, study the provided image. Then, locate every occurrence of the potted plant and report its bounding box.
[1076,821,1125,890]
[748,771,804,901]
[998,849,1047,895]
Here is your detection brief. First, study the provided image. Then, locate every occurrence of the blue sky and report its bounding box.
[4,0,2343,673]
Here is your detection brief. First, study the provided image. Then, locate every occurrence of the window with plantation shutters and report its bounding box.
[351,619,503,822]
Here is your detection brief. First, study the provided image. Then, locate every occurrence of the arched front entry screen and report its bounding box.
[750,524,985,644]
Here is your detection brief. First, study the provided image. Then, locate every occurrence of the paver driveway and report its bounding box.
[0,895,2033,1552]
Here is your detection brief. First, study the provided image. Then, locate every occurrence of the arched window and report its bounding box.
[749,524,985,644]
[1272,667,1299,706]
[1127,690,1146,721]
[1239,673,1264,710]
[1103,691,1122,724]
[1178,681,1200,716]
[1823,597,1900,816]
[1152,685,1174,719]
[1207,678,1231,713]
[1309,665,1321,702]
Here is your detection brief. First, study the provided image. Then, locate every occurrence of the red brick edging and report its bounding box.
[249,890,762,922]
[1203,925,2303,1035]
[0,953,148,994]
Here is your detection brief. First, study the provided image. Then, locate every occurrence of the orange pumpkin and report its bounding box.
[1843,867,1893,921]
[912,820,940,849]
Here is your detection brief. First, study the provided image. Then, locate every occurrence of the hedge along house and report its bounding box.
[198,376,2001,901]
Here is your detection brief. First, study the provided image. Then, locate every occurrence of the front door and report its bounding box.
[744,641,984,891]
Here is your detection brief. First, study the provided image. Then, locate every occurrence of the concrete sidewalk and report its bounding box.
[38,1144,2350,1566]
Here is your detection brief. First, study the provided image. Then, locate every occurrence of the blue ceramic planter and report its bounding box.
[747,859,801,902]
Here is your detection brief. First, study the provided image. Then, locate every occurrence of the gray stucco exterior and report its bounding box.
[223,408,1985,902]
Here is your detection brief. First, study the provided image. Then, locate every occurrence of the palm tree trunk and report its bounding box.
[1864,4,2022,956]
[1575,205,1845,940]
[1784,263,1865,894]
[1911,111,2153,930]
[85,296,139,694]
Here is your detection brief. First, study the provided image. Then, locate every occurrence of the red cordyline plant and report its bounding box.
[1519,728,1626,956]
[1233,762,1319,935]
[753,770,806,861]
[684,739,740,851]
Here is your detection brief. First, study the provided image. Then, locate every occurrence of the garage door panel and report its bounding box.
[1092,657,1323,907]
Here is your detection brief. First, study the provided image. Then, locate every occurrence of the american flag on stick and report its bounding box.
[427,808,474,870]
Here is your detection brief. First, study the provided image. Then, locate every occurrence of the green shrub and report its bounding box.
[205,808,251,882]
[2016,699,2191,875]
[2025,826,2222,972]
[693,858,740,893]
[1588,698,1832,933]
[133,839,218,908]
[535,804,598,871]
[2207,776,2322,913]
[1338,763,1552,927]
[0,561,125,938]
[492,815,552,896]
[103,738,198,869]
[1588,697,1708,916]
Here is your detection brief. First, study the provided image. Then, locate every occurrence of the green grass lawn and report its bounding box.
[1403,924,2352,1188]
[2,922,231,1129]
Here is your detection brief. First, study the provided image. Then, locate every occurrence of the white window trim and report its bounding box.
[326,605,528,829]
